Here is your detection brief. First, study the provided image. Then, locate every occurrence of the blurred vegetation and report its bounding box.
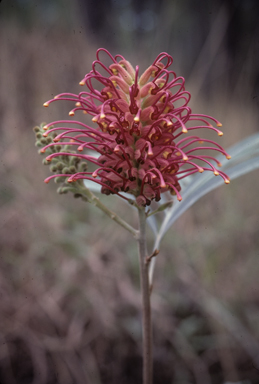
[0,0,259,383]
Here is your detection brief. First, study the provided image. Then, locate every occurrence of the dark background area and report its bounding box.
[1,0,259,383]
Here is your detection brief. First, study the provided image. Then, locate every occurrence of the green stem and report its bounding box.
[75,183,138,238]
[137,208,153,384]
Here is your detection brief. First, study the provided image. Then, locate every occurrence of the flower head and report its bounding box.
[41,48,230,206]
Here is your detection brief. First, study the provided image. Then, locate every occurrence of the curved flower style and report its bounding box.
[41,48,230,206]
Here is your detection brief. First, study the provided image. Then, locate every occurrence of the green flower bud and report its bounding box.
[62,167,70,174]
[79,162,88,172]
[50,165,57,172]
[70,156,80,166]
[40,138,47,145]
[57,187,68,194]
[54,176,66,183]
[56,162,64,170]
[69,166,76,173]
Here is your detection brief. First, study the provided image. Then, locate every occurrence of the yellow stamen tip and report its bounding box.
[182,128,188,133]
[177,197,182,201]
[226,155,231,160]
[198,168,204,173]
[183,156,188,161]
[54,96,59,99]
[83,110,88,114]
[75,102,81,107]
[214,171,219,176]
[134,116,140,122]
[42,132,48,137]
[40,149,45,153]
[69,111,75,116]
[78,146,83,151]
[225,179,230,184]
[79,80,85,86]
[43,125,48,130]
[92,116,98,122]
[218,131,223,136]
[218,162,222,167]
[112,69,118,75]
[43,102,49,107]
[100,113,106,119]
[217,123,222,127]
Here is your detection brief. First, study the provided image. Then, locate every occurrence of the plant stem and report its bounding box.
[137,207,153,384]
[75,182,138,238]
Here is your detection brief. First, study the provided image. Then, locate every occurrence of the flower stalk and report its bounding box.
[76,182,138,238]
[137,207,153,384]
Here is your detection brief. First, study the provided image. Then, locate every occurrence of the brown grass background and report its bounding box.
[1,1,259,383]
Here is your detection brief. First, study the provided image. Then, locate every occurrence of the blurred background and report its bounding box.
[1,0,259,383]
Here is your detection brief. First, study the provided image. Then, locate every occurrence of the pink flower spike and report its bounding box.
[41,48,229,206]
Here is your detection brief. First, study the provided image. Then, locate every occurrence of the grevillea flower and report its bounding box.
[41,48,230,206]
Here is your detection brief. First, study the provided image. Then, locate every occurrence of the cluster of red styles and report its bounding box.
[42,48,230,207]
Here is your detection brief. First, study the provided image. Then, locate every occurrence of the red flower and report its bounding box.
[41,48,230,206]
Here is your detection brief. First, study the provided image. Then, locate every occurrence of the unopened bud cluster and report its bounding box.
[34,124,88,199]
